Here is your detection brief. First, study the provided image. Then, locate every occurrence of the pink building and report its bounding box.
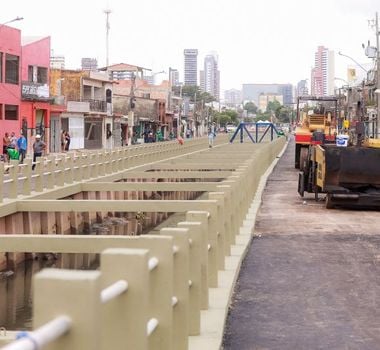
[0,25,52,155]
[0,25,22,151]
[21,36,51,153]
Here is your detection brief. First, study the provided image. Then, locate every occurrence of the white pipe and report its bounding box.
[188,280,192,287]
[208,244,211,251]
[147,318,159,336]
[172,296,178,307]
[2,316,71,350]
[148,257,159,271]
[100,280,128,304]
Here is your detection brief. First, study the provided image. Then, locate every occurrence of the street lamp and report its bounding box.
[0,16,23,28]
[338,51,368,73]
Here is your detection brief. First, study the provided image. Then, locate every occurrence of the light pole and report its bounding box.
[375,12,380,136]
[338,51,368,73]
[0,16,23,28]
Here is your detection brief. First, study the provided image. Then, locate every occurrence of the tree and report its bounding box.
[243,102,258,114]
[172,85,215,103]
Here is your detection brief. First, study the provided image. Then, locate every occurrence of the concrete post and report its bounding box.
[22,158,32,196]
[160,228,190,350]
[186,211,209,309]
[209,192,228,260]
[177,221,202,335]
[9,160,18,198]
[33,269,102,350]
[100,248,149,350]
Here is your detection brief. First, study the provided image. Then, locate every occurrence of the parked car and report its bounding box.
[226,124,237,133]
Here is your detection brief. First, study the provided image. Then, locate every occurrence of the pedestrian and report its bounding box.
[208,123,216,148]
[61,130,66,152]
[32,135,46,170]
[17,131,27,164]
[9,132,17,149]
[2,132,10,162]
[64,131,71,151]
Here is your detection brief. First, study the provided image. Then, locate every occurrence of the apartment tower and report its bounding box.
[311,46,335,97]
[202,53,220,100]
[184,49,198,86]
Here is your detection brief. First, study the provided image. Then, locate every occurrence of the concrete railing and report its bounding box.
[0,137,286,349]
[0,135,230,203]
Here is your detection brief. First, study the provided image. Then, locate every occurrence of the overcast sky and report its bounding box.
[1,0,379,92]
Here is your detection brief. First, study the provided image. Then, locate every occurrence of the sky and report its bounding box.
[1,0,379,93]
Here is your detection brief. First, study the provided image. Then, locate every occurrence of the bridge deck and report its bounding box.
[222,139,380,350]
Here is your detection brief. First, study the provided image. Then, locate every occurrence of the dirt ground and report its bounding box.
[222,138,380,350]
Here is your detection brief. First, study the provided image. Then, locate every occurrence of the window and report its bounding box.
[4,105,18,120]
[37,67,47,84]
[5,54,19,84]
[28,66,48,84]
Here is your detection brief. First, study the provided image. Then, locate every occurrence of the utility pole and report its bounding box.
[376,12,380,137]
[104,8,111,67]
[128,74,136,146]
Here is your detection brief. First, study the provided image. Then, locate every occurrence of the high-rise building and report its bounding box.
[199,70,205,91]
[201,53,220,100]
[296,80,309,98]
[169,68,180,86]
[50,55,65,69]
[224,89,242,106]
[311,46,335,96]
[184,49,198,86]
[81,58,98,71]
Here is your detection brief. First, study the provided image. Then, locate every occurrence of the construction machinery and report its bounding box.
[297,95,380,209]
[294,96,339,170]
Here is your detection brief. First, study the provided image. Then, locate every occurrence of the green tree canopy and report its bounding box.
[243,102,258,114]
[172,85,215,103]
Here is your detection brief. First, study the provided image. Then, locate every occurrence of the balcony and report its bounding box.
[67,99,107,114]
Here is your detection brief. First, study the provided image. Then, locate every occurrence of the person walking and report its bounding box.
[17,131,27,164]
[208,122,216,148]
[32,135,46,170]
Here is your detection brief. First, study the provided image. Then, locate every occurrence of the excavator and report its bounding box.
[296,95,380,209]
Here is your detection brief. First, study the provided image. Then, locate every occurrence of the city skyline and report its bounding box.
[1,0,378,92]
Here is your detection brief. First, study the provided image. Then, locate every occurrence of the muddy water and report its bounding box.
[0,211,185,331]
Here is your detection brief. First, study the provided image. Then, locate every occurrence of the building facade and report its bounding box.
[224,89,242,107]
[242,83,293,106]
[201,53,220,100]
[296,79,309,98]
[21,36,52,154]
[50,54,65,70]
[311,46,335,97]
[169,68,179,87]
[81,58,98,71]
[184,49,198,86]
[258,93,283,112]
[0,25,22,152]
[0,26,53,154]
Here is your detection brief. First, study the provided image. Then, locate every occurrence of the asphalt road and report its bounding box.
[222,138,380,350]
